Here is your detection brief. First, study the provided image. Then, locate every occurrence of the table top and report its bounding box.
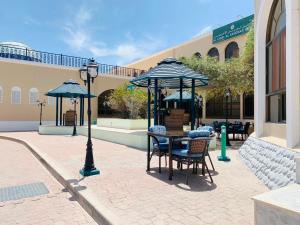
[147,131,188,138]
[147,131,215,140]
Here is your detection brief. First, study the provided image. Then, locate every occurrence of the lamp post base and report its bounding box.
[79,168,100,176]
[218,156,231,162]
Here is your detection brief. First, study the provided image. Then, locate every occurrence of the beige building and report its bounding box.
[127,15,254,123]
[0,43,135,131]
[0,16,254,131]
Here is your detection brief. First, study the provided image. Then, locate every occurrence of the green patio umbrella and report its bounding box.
[46,79,96,98]
[45,79,96,126]
[130,57,208,130]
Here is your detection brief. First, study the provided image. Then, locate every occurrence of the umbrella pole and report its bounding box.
[154,79,158,125]
[60,97,63,126]
[56,97,59,126]
[191,79,195,130]
[147,79,151,172]
[180,78,183,108]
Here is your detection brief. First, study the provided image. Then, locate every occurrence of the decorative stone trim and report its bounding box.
[239,136,297,189]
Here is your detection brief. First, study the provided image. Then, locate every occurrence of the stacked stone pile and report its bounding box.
[239,136,297,189]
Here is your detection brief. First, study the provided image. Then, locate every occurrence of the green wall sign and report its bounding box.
[213,15,254,44]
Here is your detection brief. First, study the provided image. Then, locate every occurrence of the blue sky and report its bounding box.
[1,0,253,65]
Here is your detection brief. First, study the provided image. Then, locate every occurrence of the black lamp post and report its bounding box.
[37,100,46,126]
[79,58,100,176]
[71,98,79,136]
[225,89,231,146]
[197,95,203,128]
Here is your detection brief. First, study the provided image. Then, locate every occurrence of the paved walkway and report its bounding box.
[0,132,268,225]
[0,138,97,225]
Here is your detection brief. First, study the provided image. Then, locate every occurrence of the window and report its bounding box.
[29,88,39,104]
[206,95,240,119]
[243,93,254,118]
[266,0,286,123]
[207,48,219,60]
[225,42,239,59]
[0,86,3,103]
[11,86,21,104]
[194,52,202,58]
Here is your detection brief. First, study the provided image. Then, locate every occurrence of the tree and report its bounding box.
[109,83,148,119]
[181,24,254,99]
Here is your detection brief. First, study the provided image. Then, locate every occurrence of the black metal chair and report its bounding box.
[172,138,213,185]
[148,126,169,173]
[235,122,251,140]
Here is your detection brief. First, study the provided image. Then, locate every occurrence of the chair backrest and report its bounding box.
[149,125,167,144]
[244,122,251,134]
[188,130,210,138]
[183,113,190,125]
[197,126,214,134]
[170,109,185,116]
[165,109,185,131]
[65,110,76,126]
[189,139,208,154]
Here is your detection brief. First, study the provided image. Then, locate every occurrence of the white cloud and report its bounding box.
[62,2,164,65]
[23,16,41,26]
[193,26,213,38]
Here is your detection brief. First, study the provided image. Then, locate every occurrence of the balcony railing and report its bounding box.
[0,44,144,78]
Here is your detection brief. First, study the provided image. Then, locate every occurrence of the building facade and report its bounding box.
[0,43,137,131]
[255,0,300,149]
[127,16,254,123]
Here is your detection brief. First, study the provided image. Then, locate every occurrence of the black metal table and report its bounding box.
[147,131,188,180]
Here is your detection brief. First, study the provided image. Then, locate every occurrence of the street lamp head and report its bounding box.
[80,63,88,85]
[87,58,99,80]
[225,88,231,97]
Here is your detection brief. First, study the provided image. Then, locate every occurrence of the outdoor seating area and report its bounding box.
[212,121,252,140]
[148,125,215,184]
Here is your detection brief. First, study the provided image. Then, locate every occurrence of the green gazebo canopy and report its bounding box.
[130,57,208,89]
[45,79,96,98]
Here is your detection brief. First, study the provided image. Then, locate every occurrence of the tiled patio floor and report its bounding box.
[0,132,268,225]
[0,138,97,225]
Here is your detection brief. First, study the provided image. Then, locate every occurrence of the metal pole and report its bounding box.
[82,98,85,125]
[80,71,99,176]
[147,79,151,130]
[191,79,195,130]
[72,99,77,136]
[154,79,158,125]
[226,94,231,146]
[56,97,58,126]
[60,97,62,126]
[158,89,161,125]
[180,78,183,108]
[39,103,43,126]
[147,79,151,172]
[79,97,83,126]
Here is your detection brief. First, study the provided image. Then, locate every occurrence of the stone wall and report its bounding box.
[239,136,296,189]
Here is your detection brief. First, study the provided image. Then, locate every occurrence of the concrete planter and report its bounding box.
[97,118,153,130]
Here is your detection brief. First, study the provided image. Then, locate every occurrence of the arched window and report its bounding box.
[98,89,114,116]
[266,0,286,123]
[0,86,3,103]
[207,48,219,60]
[194,52,202,58]
[225,42,239,59]
[29,88,39,104]
[11,86,21,104]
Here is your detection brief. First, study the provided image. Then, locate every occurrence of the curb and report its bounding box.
[0,135,121,225]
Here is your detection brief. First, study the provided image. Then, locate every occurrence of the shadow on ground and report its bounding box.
[147,167,218,192]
